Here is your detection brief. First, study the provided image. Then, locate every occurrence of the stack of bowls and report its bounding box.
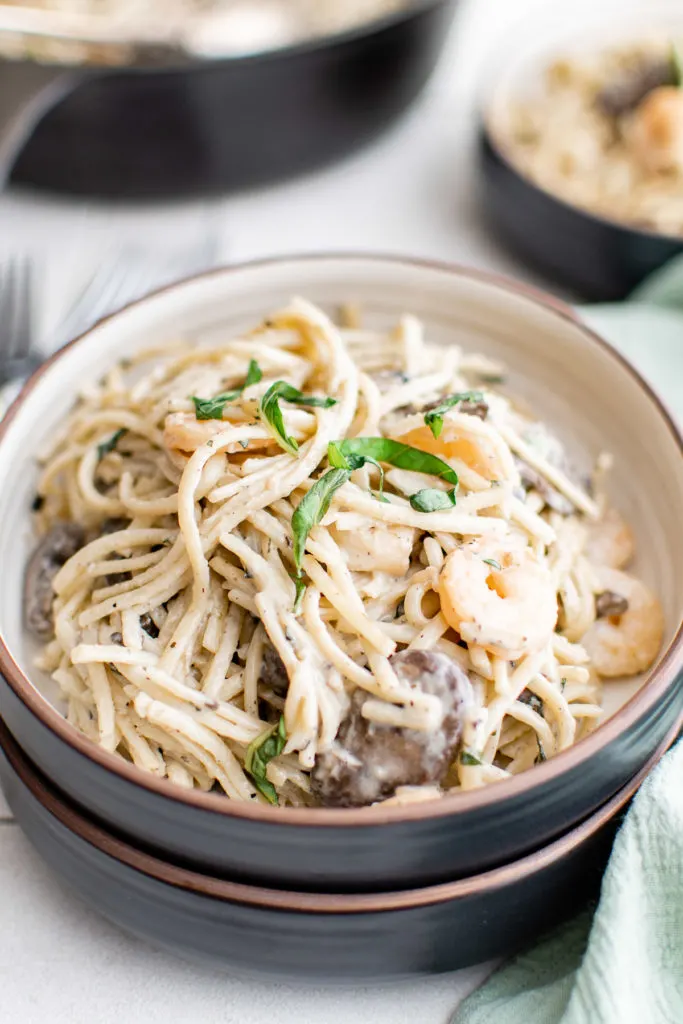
[0,256,681,979]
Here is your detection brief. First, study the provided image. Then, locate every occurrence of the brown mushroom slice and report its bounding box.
[310,650,473,808]
[514,422,586,515]
[24,523,86,639]
[514,458,574,516]
[258,644,289,694]
[595,590,629,619]
[596,57,674,119]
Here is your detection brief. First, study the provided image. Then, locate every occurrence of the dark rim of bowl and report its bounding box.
[0,252,681,828]
[481,118,683,248]
[1,712,679,912]
[25,0,451,75]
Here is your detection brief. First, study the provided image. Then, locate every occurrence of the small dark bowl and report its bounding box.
[0,255,682,894]
[5,0,458,199]
[478,130,683,302]
[0,715,679,981]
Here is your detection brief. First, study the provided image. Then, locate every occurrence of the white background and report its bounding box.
[0,1,643,1021]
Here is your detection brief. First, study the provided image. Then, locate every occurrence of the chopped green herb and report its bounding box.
[191,359,262,421]
[328,437,458,487]
[245,715,287,805]
[291,468,350,571]
[561,677,567,692]
[424,391,485,439]
[409,488,457,513]
[482,558,501,571]
[461,750,484,767]
[97,428,127,461]
[261,381,337,455]
[292,575,307,614]
[206,439,214,448]
[671,42,683,88]
[478,373,506,385]
[243,362,263,389]
[536,738,547,763]
[238,439,250,450]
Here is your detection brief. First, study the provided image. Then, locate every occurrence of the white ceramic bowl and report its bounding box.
[0,254,681,891]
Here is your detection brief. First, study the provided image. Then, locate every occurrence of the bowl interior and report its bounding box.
[0,255,681,741]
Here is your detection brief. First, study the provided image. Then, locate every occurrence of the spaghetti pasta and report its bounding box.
[25,297,664,808]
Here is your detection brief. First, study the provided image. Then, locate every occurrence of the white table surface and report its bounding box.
[0,1,649,1020]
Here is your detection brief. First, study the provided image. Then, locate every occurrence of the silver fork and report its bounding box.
[0,256,40,388]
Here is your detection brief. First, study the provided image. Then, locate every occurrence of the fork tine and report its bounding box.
[5,257,33,362]
[3,260,19,361]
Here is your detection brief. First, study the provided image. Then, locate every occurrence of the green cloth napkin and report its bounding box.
[452,257,683,1024]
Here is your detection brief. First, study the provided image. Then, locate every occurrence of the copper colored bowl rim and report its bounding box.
[0,252,682,828]
[1,711,680,913]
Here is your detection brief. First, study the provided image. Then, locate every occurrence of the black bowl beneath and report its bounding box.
[7,1,457,199]
[1,662,681,894]
[478,129,683,301]
[0,715,676,981]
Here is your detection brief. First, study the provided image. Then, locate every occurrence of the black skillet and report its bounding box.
[0,0,458,199]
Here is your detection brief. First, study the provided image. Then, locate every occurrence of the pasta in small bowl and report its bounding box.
[0,254,681,892]
[479,0,683,299]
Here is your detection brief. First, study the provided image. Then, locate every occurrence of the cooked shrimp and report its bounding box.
[628,86,683,174]
[397,419,512,483]
[331,522,417,576]
[163,412,278,455]
[438,543,558,660]
[582,566,663,677]
[585,508,634,570]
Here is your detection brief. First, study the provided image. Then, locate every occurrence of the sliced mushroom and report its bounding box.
[515,457,574,515]
[595,590,629,619]
[140,613,160,639]
[310,650,473,808]
[515,422,585,515]
[258,644,289,694]
[420,396,489,420]
[518,688,544,717]
[596,57,674,118]
[24,523,85,639]
[458,398,489,420]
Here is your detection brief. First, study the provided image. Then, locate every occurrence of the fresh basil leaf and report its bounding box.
[244,358,263,389]
[424,391,485,439]
[192,359,263,421]
[291,468,350,570]
[245,715,287,805]
[409,488,457,513]
[192,393,239,420]
[482,558,501,571]
[97,428,127,461]
[460,751,484,767]
[260,381,337,455]
[327,437,458,488]
[292,575,307,614]
[328,440,386,498]
[672,43,683,88]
